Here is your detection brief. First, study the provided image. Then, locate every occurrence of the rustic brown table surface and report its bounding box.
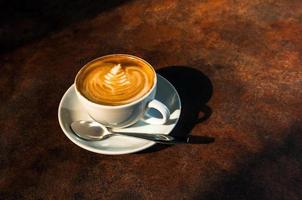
[1,0,302,199]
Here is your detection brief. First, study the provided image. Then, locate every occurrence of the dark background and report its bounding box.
[0,0,128,54]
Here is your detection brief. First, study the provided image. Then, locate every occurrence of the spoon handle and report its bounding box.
[112,132,189,144]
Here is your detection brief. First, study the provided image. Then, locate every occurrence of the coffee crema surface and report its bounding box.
[76,56,155,106]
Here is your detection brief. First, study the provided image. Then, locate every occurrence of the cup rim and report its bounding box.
[74,54,157,109]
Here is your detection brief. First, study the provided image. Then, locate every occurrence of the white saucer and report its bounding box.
[58,74,181,155]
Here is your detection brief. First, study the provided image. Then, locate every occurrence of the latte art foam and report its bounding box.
[76,56,155,105]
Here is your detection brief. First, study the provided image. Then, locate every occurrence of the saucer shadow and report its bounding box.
[137,66,215,154]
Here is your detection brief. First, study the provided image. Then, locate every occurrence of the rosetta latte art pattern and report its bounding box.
[81,63,153,105]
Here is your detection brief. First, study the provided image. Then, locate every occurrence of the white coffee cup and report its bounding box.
[74,54,170,128]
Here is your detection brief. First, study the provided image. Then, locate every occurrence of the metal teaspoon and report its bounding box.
[70,120,189,144]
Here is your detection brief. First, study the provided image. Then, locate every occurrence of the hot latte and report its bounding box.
[76,55,155,106]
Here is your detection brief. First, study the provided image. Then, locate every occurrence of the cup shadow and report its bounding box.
[137,66,215,154]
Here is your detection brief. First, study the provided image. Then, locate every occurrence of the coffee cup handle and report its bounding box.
[143,99,170,125]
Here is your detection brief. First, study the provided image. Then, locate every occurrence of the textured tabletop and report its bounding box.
[1,0,302,199]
